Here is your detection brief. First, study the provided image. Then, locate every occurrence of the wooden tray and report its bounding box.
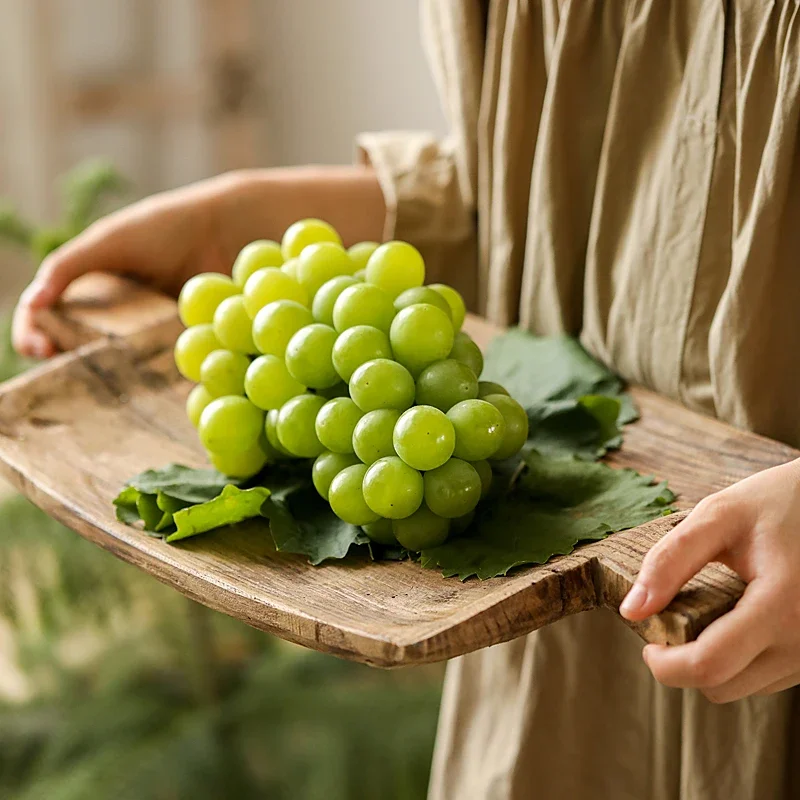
[0,274,795,668]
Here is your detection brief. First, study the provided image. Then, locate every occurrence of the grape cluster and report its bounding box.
[174,219,528,550]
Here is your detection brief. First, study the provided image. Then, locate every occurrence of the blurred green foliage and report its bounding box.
[0,161,443,799]
[0,489,443,799]
[0,159,127,262]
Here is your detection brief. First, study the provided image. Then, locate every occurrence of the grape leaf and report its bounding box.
[482,330,639,457]
[126,464,246,504]
[525,394,622,460]
[154,492,192,532]
[113,486,143,525]
[483,330,626,404]
[136,492,163,532]
[261,481,363,566]
[167,485,272,543]
[420,451,675,580]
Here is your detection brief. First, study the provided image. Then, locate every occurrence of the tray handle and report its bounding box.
[33,273,178,351]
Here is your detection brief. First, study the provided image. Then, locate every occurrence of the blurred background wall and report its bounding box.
[0,0,445,265]
[0,4,448,797]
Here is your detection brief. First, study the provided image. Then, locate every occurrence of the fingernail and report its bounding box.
[620,584,648,617]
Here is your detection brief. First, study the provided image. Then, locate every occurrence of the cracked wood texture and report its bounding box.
[0,274,796,667]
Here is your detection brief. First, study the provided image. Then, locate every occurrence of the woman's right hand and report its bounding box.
[12,165,385,359]
[12,179,229,359]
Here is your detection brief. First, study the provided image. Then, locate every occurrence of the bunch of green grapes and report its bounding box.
[174,219,528,550]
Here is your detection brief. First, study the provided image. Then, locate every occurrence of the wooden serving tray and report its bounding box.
[0,274,795,668]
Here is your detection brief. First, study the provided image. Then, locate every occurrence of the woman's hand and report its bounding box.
[12,166,384,359]
[12,180,229,359]
[620,458,800,703]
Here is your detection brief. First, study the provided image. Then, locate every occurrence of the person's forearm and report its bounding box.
[210,165,386,258]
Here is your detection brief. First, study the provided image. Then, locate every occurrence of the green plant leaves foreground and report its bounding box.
[113,330,675,579]
[114,462,365,566]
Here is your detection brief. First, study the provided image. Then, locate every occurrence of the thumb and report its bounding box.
[27,221,136,305]
[12,220,136,358]
[620,497,743,621]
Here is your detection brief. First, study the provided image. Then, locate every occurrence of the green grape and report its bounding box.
[232,240,283,287]
[349,359,415,412]
[312,275,360,327]
[276,393,327,457]
[415,358,478,411]
[451,510,475,536]
[213,295,257,354]
[393,405,455,471]
[315,397,363,454]
[393,286,452,319]
[449,331,484,377]
[392,505,450,550]
[389,304,454,375]
[199,396,264,453]
[332,283,396,333]
[252,300,314,357]
[200,350,250,398]
[364,241,425,298]
[243,268,308,318]
[174,324,221,382]
[178,273,238,326]
[348,241,380,272]
[354,268,367,280]
[429,283,466,330]
[281,258,299,279]
[484,394,529,460]
[352,409,400,464]
[282,218,343,260]
[472,459,493,497]
[447,399,506,461]
[362,457,424,519]
[312,451,361,500]
[285,323,339,389]
[297,242,355,296]
[361,518,397,546]
[332,325,393,382]
[477,381,509,398]
[423,458,481,518]
[186,384,214,428]
[328,464,379,525]
[265,409,292,456]
[209,445,268,478]
[244,354,304,410]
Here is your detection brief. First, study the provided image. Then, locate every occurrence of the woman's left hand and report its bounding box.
[620,458,800,703]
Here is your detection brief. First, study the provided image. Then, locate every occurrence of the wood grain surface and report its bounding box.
[0,274,794,667]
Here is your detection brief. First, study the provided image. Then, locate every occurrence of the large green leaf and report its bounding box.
[483,330,625,403]
[482,330,638,458]
[262,481,363,566]
[420,451,675,580]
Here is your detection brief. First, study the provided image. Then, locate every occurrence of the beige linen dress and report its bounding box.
[358,1,800,798]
